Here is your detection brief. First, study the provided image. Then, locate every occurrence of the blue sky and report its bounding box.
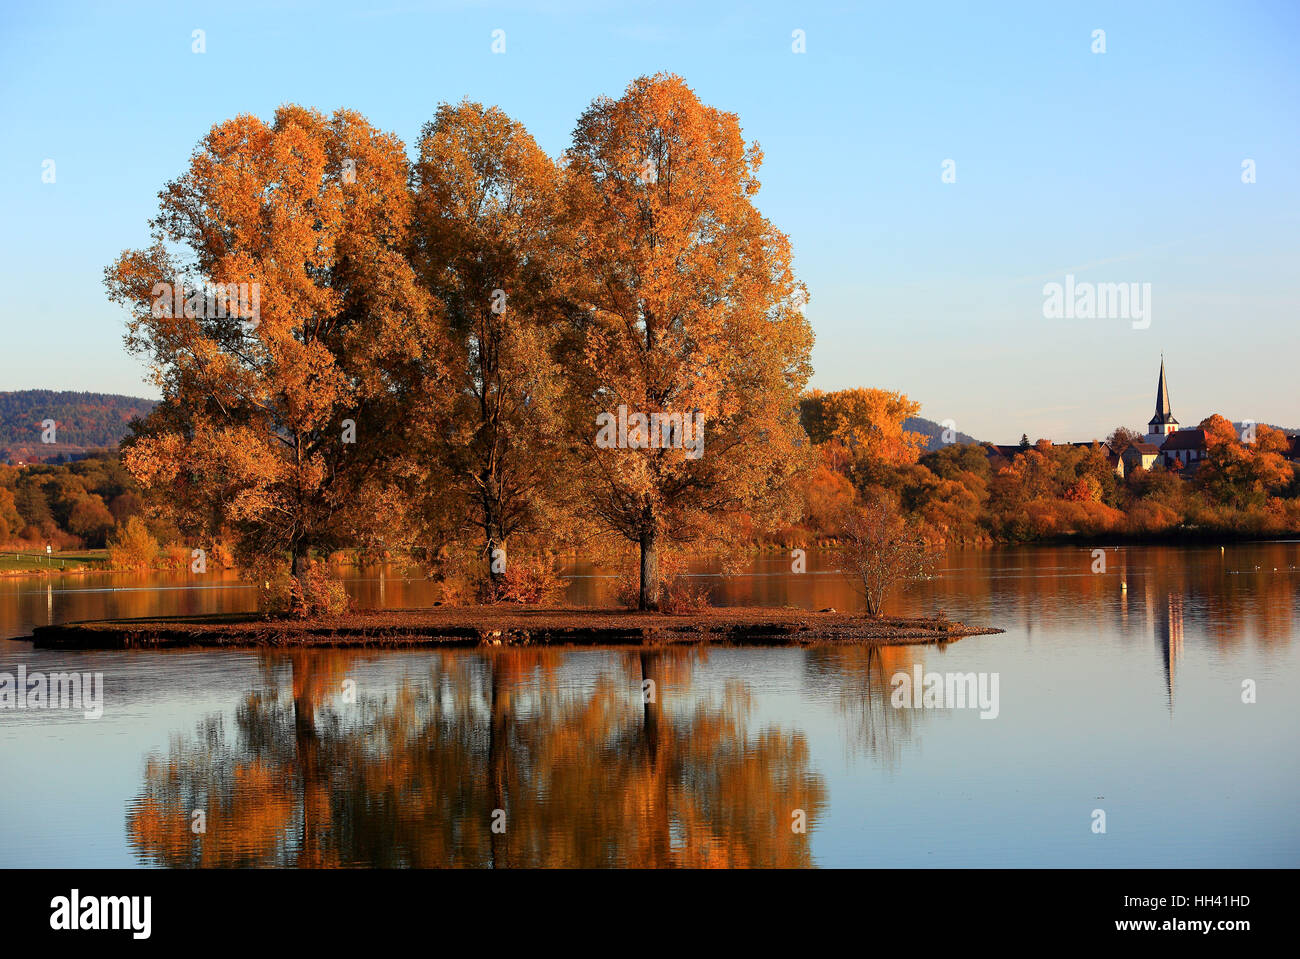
[1,0,1297,443]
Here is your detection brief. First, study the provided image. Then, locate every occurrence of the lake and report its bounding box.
[1,543,1297,867]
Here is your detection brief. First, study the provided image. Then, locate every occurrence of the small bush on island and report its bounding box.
[491,557,567,605]
[838,496,938,618]
[660,576,713,615]
[421,547,567,606]
[613,550,713,614]
[421,544,482,606]
[258,561,350,619]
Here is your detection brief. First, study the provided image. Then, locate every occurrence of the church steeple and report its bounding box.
[1148,355,1179,440]
[1154,356,1172,420]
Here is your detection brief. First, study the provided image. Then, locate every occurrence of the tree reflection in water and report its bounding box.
[128,648,827,867]
[804,644,923,768]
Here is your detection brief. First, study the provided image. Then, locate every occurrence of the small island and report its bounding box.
[29,606,1002,651]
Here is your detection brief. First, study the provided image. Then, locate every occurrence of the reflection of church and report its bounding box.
[1118,554,1186,716]
[1156,593,1184,715]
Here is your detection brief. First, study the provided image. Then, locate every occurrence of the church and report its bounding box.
[1120,358,1207,476]
[987,358,1298,477]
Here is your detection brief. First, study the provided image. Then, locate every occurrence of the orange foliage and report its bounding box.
[561,73,814,608]
[803,388,928,466]
[105,106,448,580]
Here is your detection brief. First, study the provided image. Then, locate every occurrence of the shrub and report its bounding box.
[159,544,191,570]
[661,575,712,615]
[613,561,641,609]
[108,516,160,570]
[424,544,483,606]
[1127,500,1181,535]
[613,550,711,613]
[67,495,116,548]
[258,561,350,618]
[491,557,566,604]
[209,540,235,569]
[838,497,937,617]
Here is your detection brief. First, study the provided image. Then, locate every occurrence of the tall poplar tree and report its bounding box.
[410,101,568,586]
[561,74,814,609]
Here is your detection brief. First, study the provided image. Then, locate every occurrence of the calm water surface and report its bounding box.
[1,543,1297,867]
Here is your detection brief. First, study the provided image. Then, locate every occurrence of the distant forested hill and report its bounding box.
[1235,422,1299,437]
[2,393,979,459]
[904,416,981,451]
[0,390,156,460]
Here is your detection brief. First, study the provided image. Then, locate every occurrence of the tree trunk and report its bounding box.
[866,580,884,618]
[638,527,660,611]
[290,546,312,616]
[485,528,506,589]
[482,471,507,588]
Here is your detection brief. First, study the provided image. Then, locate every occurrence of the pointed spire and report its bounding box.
[1155,355,1172,419]
[1149,355,1177,431]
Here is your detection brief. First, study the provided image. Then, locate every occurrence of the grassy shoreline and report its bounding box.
[0,549,110,576]
[23,606,1003,650]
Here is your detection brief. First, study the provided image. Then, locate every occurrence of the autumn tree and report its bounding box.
[105,106,447,584]
[0,486,22,543]
[1106,426,1142,454]
[986,443,1123,539]
[410,101,569,587]
[800,388,928,466]
[1197,414,1294,509]
[559,74,814,609]
[919,441,993,484]
[67,494,115,547]
[797,460,857,539]
[838,495,937,617]
[905,442,992,543]
[108,516,160,570]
